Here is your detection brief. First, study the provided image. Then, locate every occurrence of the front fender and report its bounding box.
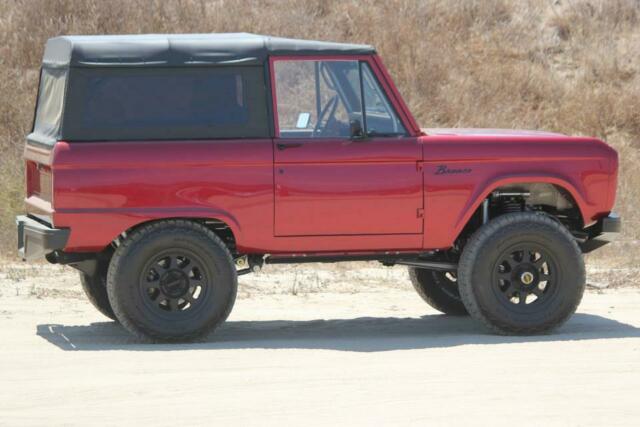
[422,162,608,250]
[454,174,588,234]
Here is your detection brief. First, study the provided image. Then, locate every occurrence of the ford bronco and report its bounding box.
[17,33,620,341]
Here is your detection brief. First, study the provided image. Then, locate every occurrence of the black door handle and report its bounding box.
[277,142,303,151]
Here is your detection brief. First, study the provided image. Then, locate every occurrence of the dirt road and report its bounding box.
[0,264,639,426]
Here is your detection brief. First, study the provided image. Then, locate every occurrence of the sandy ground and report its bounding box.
[0,263,639,426]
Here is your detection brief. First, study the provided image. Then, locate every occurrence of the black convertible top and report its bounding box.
[42,33,376,68]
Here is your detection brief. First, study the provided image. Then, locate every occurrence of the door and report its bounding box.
[271,58,423,237]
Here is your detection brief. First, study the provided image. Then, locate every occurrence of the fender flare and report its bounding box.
[453,174,589,239]
[104,207,242,246]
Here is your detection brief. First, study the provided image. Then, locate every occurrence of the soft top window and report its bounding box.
[32,68,67,144]
[61,66,269,141]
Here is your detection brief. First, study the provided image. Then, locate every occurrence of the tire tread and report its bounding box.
[408,268,468,316]
[79,272,117,321]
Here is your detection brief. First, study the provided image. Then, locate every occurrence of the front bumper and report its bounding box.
[580,212,621,253]
[16,215,69,261]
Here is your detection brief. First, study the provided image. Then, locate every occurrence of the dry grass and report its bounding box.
[1,0,639,262]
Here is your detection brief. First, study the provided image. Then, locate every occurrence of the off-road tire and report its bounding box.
[458,212,585,335]
[79,271,117,321]
[107,220,237,342]
[408,268,468,315]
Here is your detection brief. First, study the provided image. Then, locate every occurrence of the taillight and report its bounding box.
[26,160,52,203]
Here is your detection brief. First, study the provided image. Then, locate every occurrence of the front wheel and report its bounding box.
[458,213,585,335]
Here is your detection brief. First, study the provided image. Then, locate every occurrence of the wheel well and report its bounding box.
[115,217,238,255]
[456,183,583,249]
[50,217,239,276]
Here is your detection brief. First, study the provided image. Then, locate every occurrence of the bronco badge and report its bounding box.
[435,164,472,175]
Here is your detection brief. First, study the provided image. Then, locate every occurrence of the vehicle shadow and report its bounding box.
[36,312,640,352]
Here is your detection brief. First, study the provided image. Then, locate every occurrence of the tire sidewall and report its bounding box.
[410,268,468,315]
[460,214,585,333]
[108,223,237,340]
[80,271,117,321]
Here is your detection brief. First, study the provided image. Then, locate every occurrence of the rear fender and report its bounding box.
[55,208,241,252]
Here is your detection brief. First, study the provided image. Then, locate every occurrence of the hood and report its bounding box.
[423,128,566,137]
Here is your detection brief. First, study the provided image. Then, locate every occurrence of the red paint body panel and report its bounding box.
[23,54,619,256]
[50,139,274,252]
[273,136,423,237]
[419,133,616,249]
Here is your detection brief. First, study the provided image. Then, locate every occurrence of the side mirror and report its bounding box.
[349,118,365,140]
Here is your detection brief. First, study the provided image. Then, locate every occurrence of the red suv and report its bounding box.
[17,33,620,342]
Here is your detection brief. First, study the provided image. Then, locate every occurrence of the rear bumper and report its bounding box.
[580,212,621,253]
[16,215,69,261]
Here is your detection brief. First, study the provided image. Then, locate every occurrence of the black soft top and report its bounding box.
[42,33,376,68]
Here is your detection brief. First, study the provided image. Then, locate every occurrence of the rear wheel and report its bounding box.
[107,220,237,342]
[79,271,116,321]
[458,213,585,335]
[408,268,468,315]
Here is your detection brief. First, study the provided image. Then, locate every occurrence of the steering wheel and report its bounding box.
[313,96,339,136]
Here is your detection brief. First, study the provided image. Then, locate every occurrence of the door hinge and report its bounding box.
[417,208,424,218]
[416,161,423,172]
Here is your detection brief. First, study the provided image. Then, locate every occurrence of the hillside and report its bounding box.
[1,0,638,265]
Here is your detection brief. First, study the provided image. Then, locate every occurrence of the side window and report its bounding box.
[274,60,361,139]
[273,59,406,139]
[33,68,67,141]
[62,66,269,141]
[361,63,406,136]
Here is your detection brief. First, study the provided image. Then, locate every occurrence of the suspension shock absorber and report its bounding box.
[501,197,524,213]
[492,190,531,215]
[482,198,490,224]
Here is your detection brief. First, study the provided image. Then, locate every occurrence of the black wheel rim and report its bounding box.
[492,244,557,308]
[139,250,211,315]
